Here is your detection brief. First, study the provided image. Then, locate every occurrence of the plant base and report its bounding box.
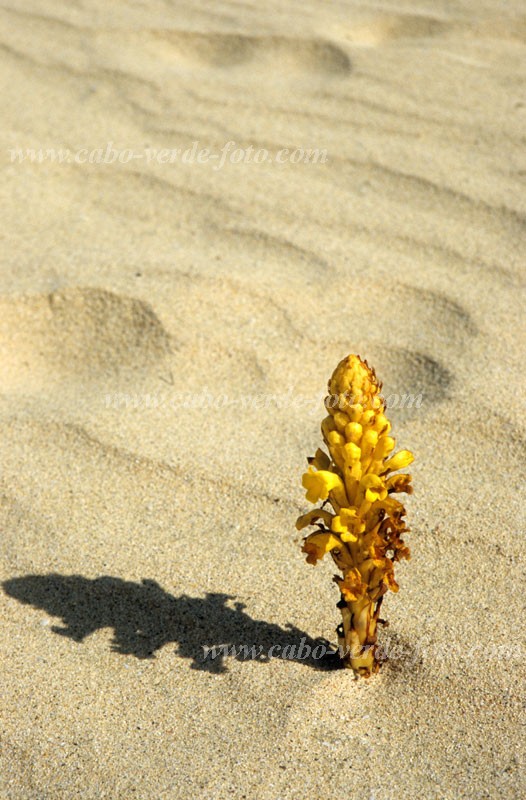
[337,595,382,678]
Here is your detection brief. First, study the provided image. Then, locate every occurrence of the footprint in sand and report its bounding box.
[0,287,171,393]
[148,30,351,78]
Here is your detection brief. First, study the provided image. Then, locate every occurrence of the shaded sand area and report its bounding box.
[1,0,525,797]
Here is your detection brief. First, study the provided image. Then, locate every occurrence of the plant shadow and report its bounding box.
[3,574,341,673]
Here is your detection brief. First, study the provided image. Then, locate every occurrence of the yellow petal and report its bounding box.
[360,474,388,503]
[361,410,376,426]
[363,429,378,447]
[296,508,334,531]
[333,412,349,432]
[345,421,363,444]
[343,442,361,463]
[374,435,395,460]
[361,429,379,456]
[374,414,391,435]
[346,403,363,423]
[330,511,359,542]
[384,450,414,472]
[301,467,344,504]
[328,430,344,447]
[330,515,345,533]
[302,532,342,565]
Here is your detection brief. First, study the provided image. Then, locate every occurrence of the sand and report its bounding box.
[1,0,525,797]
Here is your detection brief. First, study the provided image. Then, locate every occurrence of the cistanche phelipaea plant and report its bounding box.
[297,354,414,677]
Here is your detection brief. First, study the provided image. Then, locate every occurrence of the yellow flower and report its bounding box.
[333,412,350,432]
[361,409,376,426]
[301,467,344,504]
[342,442,361,463]
[373,414,391,434]
[302,532,342,565]
[361,429,379,454]
[384,450,414,473]
[331,508,365,542]
[345,421,363,443]
[346,404,363,422]
[327,430,344,448]
[373,435,395,461]
[360,474,388,503]
[295,508,334,531]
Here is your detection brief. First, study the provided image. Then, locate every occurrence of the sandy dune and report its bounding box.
[1,1,525,798]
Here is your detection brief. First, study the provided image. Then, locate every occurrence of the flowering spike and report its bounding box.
[296,354,414,677]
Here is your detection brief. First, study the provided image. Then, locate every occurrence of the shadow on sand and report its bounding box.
[3,574,341,673]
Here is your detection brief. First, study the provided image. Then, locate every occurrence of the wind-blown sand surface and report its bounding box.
[1,1,525,797]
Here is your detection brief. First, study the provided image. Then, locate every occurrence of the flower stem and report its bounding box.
[337,595,382,677]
